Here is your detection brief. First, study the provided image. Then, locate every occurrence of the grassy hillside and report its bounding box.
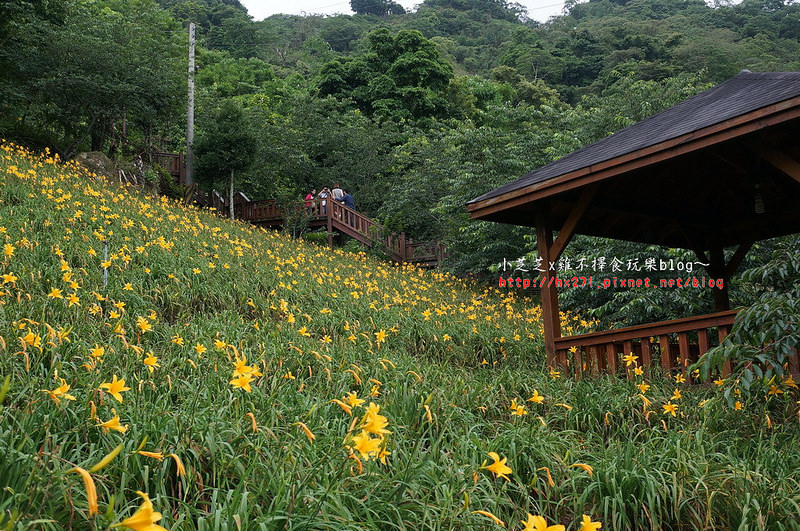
[1,142,799,530]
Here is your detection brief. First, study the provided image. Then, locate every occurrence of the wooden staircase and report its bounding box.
[151,151,445,266]
[226,195,446,267]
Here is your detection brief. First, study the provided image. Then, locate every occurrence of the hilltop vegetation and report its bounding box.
[2,143,800,530]
[3,0,798,290]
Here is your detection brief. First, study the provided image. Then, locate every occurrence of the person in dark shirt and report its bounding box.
[342,189,355,225]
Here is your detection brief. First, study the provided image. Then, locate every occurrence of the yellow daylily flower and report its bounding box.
[482,451,512,480]
[98,411,128,433]
[570,463,594,477]
[68,467,98,517]
[143,353,159,373]
[294,421,316,443]
[349,430,382,460]
[527,389,544,404]
[330,399,353,415]
[137,450,165,461]
[622,353,638,366]
[99,375,131,403]
[230,374,254,393]
[111,491,167,531]
[578,515,602,531]
[361,402,391,437]
[42,378,76,404]
[472,510,506,527]
[520,513,564,531]
[344,391,365,408]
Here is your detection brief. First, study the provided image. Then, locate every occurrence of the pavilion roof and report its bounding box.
[467,71,800,250]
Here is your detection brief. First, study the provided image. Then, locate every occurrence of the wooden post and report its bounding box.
[789,348,800,380]
[718,325,732,376]
[640,338,652,375]
[535,209,560,368]
[709,247,730,311]
[186,22,195,187]
[623,340,633,380]
[678,332,690,377]
[660,336,672,372]
[400,232,407,263]
[326,199,333,250]
[606,343,618,375]
[697,329,709,356]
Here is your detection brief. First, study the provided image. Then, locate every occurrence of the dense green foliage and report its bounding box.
[194,99,256,218]
[697,235,800,400]
[0,0,184,157]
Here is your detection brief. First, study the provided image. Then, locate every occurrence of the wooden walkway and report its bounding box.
[230,197,446,266]
[152,151,446,266]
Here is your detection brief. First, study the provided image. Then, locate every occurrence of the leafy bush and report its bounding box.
[697,236,800,402]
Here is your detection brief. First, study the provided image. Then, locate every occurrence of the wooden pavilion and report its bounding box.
[467,71,800,377]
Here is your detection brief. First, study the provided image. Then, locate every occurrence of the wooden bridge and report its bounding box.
[152,151,446,267]
[227,196,446,266]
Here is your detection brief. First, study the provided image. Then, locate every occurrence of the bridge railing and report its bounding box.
[219,194,447,265]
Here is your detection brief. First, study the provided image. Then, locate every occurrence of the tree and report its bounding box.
[350,0,405,16]
[317,29,455,121]
[0,0,184,157]
[697,235,800,402]
[195,100,256,219]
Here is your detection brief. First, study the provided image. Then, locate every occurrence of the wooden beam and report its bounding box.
[536,208,561,368]
[724,239,754,279]
[744,138,800,184]
[553,310,737,348]
[550,185,597,262]
[693,249,710,266]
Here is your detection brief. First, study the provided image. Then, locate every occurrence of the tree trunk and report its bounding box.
[229,169,235,220]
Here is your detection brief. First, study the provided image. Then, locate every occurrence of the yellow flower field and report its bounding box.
[1,142,799,530]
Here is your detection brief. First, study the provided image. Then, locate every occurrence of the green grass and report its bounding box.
[1,141,799,530]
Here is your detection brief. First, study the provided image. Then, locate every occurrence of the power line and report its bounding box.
[302,0,352,11]
[526,1,566,11]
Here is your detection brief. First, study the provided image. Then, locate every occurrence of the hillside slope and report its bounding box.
[1,143,799,530]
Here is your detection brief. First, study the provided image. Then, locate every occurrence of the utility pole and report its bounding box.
[186,22,195,186]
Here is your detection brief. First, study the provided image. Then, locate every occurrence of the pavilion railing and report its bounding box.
[554,310,737,379]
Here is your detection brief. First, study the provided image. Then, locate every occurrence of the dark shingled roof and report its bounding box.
[469,71,800,205]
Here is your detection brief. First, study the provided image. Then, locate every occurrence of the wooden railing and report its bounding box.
[222,196,446,266]
[330,201,379,239]
[234,198,282,221]
[405,239,449,265]
[153,152,185,183]
[144,151,447,265]
[554,310,737,379]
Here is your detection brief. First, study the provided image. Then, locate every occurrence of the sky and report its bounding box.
[240,0,569,23]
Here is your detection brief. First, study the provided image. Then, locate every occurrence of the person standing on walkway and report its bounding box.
[305,188,317,211]
[318,187,330,215]
[342,189,355,225]
[332,184,344,202]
